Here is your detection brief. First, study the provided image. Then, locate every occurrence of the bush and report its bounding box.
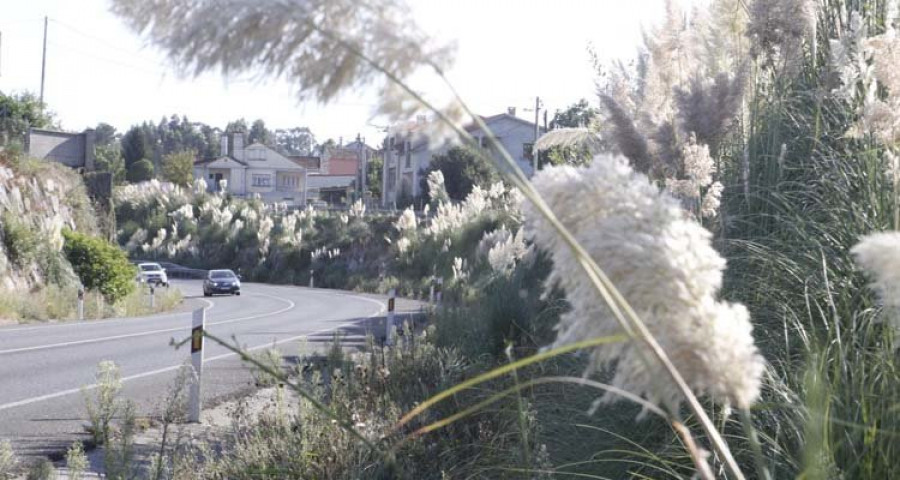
[126,159,155,183]
[421,146,498,201]
[0,213,38,268]
[162,150,195,187]
[63,229,136,303]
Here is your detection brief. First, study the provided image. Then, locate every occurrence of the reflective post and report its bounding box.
[189,308,205,423]
[77,286,85,321]
[385,288,396,346]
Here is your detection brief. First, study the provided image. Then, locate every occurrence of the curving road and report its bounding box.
[0,281,419,459]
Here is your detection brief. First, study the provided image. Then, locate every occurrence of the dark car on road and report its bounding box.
[203,269,241,296]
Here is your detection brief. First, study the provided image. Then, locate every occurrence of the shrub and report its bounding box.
[421,146,498,201]
[0,213,38,268]
[161,151,195,187]
[0,440,16,480]
[63,229,136,303]
[126,159,155,183]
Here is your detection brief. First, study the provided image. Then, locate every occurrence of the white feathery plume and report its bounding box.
[852,232,900,332]
[487,228,530,276]
[524,155,764,411]
[193,177,208,195]
[396,237,411,254]
[394,207,417,233]
[700,182,724,219]
[477,226,511,259]
[110,0,456,126]
[451,256,467,282]
[534,128,605,154]
[682,136,715,186]
[426,170,449,205]
[349,199,366,218]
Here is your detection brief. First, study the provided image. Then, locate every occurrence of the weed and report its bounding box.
[83,361,123,446]
[65,441,88,480]
[0,440,17,480]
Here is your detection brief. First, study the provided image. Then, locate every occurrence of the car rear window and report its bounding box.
[140,265,161,271]
[210,271,235,279]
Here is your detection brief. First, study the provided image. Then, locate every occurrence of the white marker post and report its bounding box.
[149,285,155,310]
[309,270,315,288]
[385,288,396,346]
[188,308,205,423]
[77,286,84,321]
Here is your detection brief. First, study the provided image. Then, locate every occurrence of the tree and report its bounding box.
[550,98,599,129]
[317,138,336,155]
[421,146,498,201]
[275,127,316,155]
[121,127,149,169]
[126,159,155,183]
[538,99,602,168]
[0,91,53,146]
[248,119,273,146]
[366,153,383,200]
[62,229,136,303]
[93,123,119,146]
[94,145,126,184]
[162,150,195,187]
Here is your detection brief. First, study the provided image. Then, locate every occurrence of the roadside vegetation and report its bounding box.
[0,148,183,323]
[8,0,900,478]
[97,0,900,478]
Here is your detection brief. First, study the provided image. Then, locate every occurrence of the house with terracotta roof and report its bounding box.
[193,132,308,205]
[380,111,544,207]
[304,137,378,205]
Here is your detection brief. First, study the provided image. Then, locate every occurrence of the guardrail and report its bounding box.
[165,267,208,280]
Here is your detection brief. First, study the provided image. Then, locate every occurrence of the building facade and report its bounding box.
[193,132,308,205]
[380,113,543,207]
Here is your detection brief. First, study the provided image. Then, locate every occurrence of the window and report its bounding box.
[252,174,272,187]
[523,142,534,161]
[387,167,397,190]
[280,175,299,188]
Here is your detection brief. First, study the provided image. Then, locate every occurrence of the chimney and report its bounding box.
[507,107,516,116]
[233,132,245,161]
[220,134,228,157]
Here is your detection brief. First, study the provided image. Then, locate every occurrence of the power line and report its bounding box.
[49,17,165,67]
[48,40,166,76]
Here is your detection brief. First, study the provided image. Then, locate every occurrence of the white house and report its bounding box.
[193,132,308,205]
[380,111,543,207]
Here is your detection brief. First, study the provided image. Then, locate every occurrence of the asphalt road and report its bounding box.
[0,280,420,460]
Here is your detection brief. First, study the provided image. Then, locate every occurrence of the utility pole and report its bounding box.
[39,16,48,109]
[533,96,541,174]
[357,133,366,201]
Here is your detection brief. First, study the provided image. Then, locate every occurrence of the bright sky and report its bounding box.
[0,0,668,145]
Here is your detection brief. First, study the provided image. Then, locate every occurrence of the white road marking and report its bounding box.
[0,299,386,412]
[0,294,294,356]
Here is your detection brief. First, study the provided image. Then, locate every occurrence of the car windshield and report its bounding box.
[210,271,236,279]
[140,264,162,272]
